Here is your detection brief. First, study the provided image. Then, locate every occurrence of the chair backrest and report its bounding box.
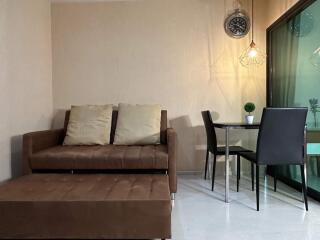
[201,111,217,154]
[256,107,307,165]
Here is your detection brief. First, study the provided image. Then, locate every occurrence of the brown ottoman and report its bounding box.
[0,174,171,239]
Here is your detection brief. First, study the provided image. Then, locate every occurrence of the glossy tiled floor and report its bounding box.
[171,174,320,240]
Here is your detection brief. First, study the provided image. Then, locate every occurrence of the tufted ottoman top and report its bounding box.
[0,174,170,202]
[0,174,171,239]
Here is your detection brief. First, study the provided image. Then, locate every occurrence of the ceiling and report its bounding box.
[51,0,139,2]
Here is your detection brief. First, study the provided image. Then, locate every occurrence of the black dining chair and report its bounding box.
[202,111,253,191]
[239,108,308,211]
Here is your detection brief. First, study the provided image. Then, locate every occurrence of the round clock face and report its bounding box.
[225,11,250,38]
[289,11,314,37]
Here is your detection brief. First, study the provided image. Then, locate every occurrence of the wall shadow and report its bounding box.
[169,116,193,171]
[170,113,253,175]
[10,135,22,179]
[51,109,67,129]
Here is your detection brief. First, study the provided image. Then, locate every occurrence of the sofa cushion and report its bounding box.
[30,145,168,170]
[63,110,168,145]
[114,103,161,145]
[63,105,113,146]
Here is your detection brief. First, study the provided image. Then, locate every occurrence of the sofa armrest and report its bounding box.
[23,129,65,174]
[167,128,177,193]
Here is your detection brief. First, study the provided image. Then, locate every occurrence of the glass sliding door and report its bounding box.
[267,0,320,199]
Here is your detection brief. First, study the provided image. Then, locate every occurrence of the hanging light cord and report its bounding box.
[251,0,254,41]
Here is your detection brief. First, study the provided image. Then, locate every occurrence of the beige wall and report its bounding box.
[51,0,268,172]
[0,0,301,181]
[0,0,53,181]
[51,0,299,172]
[266,0,299,27]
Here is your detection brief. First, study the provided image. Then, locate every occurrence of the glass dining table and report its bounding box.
[213,122,260,203]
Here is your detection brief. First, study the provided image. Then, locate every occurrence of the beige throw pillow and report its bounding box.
[63,105,113,146]
[114,103,161,145]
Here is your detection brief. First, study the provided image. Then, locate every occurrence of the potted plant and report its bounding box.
[244,102,255,124]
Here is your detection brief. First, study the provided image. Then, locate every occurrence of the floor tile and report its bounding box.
[171,175,320,240]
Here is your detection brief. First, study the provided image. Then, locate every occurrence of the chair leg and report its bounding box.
[256,165,260,211]
[211,154,217,191]
[251,162,254,191]
[300,165,308,211]
[204,149,209,180]
[237,155,240,192]
[274,166,277,192]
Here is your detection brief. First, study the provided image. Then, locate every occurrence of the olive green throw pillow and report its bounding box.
[114,103,161,145]
[63,105,113,146]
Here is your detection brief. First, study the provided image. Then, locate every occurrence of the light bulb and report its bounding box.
[240,41,266,67]
[248,48,257,58]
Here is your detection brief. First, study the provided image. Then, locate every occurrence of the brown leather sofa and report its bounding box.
[23,110,177,193]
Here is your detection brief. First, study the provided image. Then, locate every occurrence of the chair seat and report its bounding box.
[216,146,252,155]
[239,151,257,162]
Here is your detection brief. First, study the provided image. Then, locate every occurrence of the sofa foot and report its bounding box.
[171,193,175,200]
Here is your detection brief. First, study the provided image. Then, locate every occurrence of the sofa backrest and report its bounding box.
[64,110,168,144]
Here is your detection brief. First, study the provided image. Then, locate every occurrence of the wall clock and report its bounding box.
[224,9,251,39]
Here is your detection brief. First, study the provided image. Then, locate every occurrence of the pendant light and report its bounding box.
[239,0,266,67]
[310,47,320,69]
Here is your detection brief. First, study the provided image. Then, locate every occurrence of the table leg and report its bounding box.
[304,161,308,188]
[225,127,230,203]
[304,127,308,188]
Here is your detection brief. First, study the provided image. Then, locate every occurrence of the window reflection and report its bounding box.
[270,0,320,195]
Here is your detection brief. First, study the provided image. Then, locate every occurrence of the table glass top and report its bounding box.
[307,143,320,156]
[213,122,260,128]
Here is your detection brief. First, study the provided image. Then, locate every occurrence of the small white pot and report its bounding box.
[245,115,254,124]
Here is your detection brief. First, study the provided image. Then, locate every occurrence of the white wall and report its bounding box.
[0,0,53,181]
